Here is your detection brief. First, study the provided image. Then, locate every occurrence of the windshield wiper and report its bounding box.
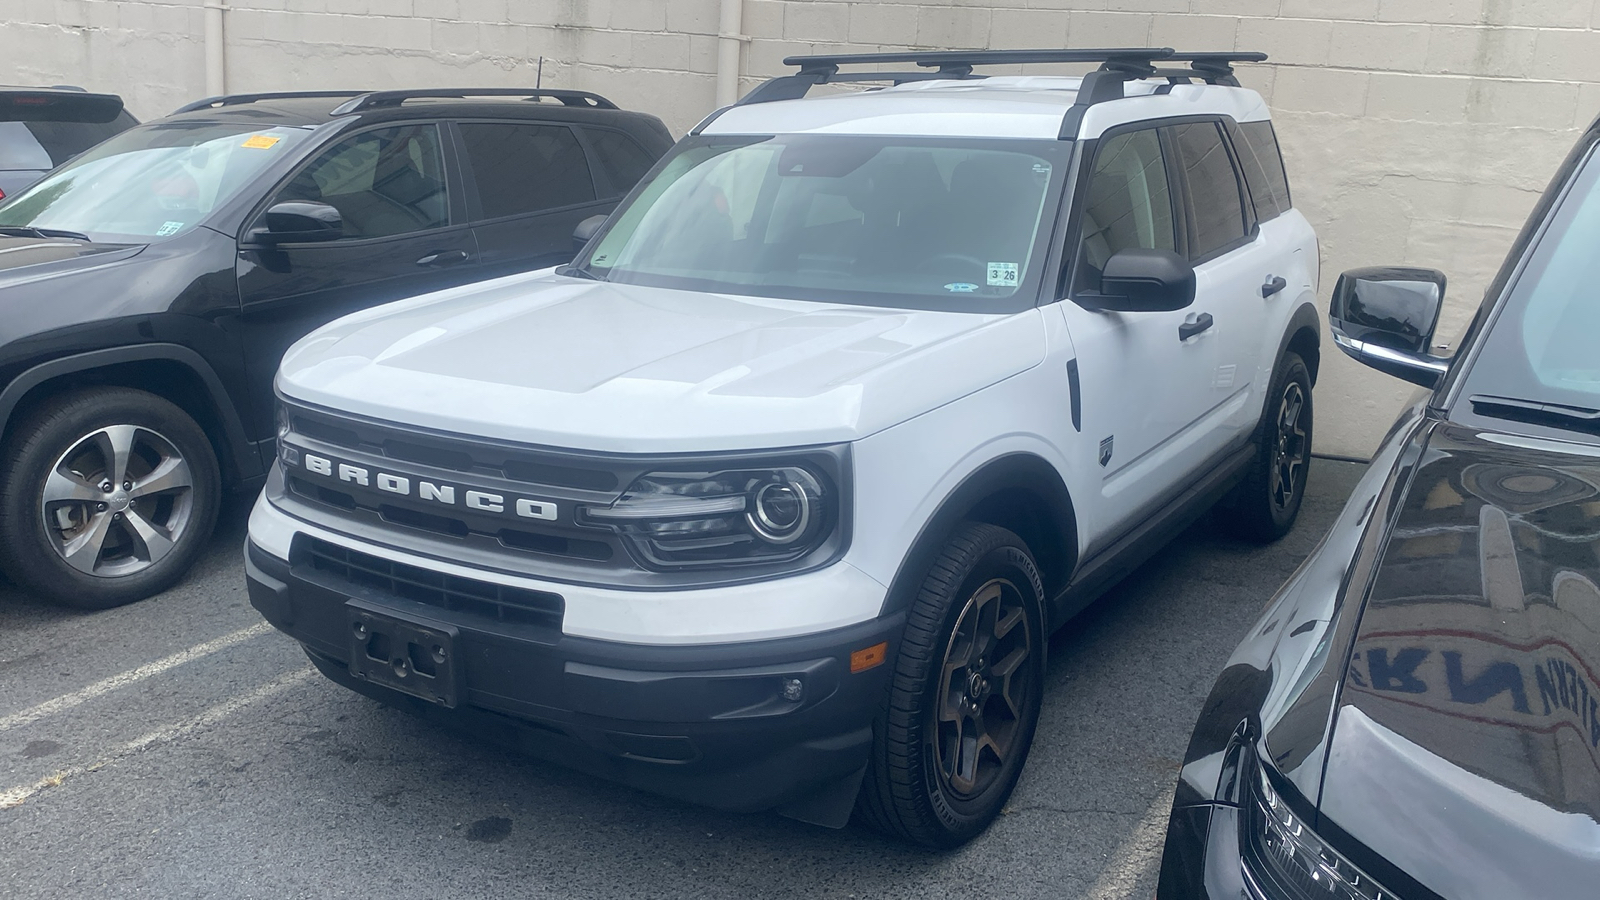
[1470,394,1600,434]
[0,225,92,242]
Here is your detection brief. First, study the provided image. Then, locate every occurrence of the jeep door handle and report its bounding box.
[1179,313,1214,342]
[1261,275,1288,298]
[416,249,469,267]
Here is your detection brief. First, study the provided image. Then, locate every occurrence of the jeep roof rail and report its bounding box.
[328,88,619,115]
[173,91,368,114]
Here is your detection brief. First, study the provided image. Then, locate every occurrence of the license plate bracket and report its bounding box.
[345,600,459,707]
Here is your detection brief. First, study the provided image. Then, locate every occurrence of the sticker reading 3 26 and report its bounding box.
[987,261,1019,288]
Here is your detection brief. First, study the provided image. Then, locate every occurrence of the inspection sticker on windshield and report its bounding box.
[987,262,1019,287]
[156,221,184,236]
[241,135,281,149]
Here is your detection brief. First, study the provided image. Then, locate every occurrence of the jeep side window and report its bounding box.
[1072,127,1176,293]
[1231,120,1291,221]
[582,128,657,199]
[458,122,597,219]
[274,124,449,239]
[1169,121,1247,261]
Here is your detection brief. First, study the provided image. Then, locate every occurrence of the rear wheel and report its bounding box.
[856,522,1046,848]
[1222,352,1312,542]
[0,388,221,609]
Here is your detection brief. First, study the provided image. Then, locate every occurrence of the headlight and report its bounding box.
[581,466,835,569]
[1244,763,1396,900]
[274,400,299,466]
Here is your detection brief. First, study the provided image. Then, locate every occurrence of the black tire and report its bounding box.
[856,522,1046,848]
[0,387,221,609]
[1221,351,1312,543]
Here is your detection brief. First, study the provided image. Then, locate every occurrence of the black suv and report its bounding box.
[1,87,137,200]
[0,88,672,609]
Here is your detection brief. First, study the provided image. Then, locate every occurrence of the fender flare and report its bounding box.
[0,344,259,483]
[878,452,1078,620]
[1275,300,1322,384]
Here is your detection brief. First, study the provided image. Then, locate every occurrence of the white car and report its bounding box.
[245,49,1321,847]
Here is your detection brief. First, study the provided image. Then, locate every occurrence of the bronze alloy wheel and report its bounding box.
[933,577,1034,800]
[1271,381,1309,513]
[40,424,197,578]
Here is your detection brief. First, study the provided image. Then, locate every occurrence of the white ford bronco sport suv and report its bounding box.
[246,49,1321,847]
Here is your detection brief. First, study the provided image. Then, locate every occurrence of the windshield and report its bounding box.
[575,135,1069,311]
[1457,144,1600,431]
[0,121,311,241]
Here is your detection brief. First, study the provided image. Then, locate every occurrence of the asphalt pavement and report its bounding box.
[0,459,1365,899]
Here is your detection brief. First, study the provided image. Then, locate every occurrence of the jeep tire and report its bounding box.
[857,522,1046,848]
[0,388,221,609]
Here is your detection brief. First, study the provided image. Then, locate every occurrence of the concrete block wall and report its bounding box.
[6,0,1600,457]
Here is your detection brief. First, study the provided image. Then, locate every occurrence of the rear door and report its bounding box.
[454,120,617,278]
[1166,119,1278,445]
[236,121,478,442]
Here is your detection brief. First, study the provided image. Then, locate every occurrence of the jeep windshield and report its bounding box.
[0,121,311,242]
[573,134,1070,312]
[1458,143,1600,437]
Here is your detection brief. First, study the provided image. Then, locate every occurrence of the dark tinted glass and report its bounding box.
[1076,128,1175,289]
[1171,121,1246,259]
[0,122,51,169]
[1234,120,1290,220]
[460,123,595,219]
[25,112,138,166]
[584,128,656,197]
[277,124,449,239]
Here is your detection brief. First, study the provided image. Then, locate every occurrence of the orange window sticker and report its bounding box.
[241,135,281,149]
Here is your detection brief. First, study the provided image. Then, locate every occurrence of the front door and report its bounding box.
[1057,124,1220,538]
[236,122,478,446]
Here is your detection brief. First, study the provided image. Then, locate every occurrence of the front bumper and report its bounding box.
[245,537,902,822]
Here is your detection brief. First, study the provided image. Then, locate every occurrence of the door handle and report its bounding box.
[1179,313,1214,342]
[1261,275,1288,298]
[417,249,469,267]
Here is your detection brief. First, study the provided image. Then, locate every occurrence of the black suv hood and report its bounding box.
[0,234,145,284]
[1325,422,1600,898]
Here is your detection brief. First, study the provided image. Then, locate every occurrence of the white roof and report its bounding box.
[702,76,1271,141]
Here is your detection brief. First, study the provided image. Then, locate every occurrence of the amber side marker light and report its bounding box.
[851,642,888,673]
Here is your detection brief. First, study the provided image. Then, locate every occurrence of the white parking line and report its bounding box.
[0,666,315,810]
[0,622,274,733]
[1085,784,1176,900]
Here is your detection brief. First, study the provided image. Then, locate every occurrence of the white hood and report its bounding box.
[277,270,1045,453]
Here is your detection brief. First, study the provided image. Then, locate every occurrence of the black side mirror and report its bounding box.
[1078,248,1196,312]
[573,214,607,253]
[1330,266,1450,388]
[252,201,343,245]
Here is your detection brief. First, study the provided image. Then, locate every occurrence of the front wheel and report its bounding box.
[0,388,221,609]
[1221,352,1312,542]
[856,523,1046,848]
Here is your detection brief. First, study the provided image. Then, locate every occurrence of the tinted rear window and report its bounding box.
[583,128,658,197]
[1169,121,1247,260]
[459,122,596,220]
[0,112,136,170]
[1234,120,1291,221]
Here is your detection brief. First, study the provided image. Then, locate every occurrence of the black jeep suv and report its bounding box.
[0,88,672,609]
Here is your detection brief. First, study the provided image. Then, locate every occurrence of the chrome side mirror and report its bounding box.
[1330,267,1450,389]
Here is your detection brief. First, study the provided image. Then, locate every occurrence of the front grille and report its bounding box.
[299,537,564,631]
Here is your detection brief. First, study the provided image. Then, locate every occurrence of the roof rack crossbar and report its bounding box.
[329,88,618,115]
[173,91,366,115]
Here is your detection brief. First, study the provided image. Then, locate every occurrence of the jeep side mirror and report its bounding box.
[1078,248,1196,312]
[252,201,343,245]
[1330,266,1450,388]
[573,214,607,253]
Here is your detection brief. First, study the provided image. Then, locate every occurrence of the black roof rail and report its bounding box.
[739,48,1176,106]
[328,88,618,115]
[173,91,366,115]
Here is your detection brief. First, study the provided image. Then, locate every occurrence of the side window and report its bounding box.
[583,128,656,197]
[1169,121,1247,260]
[1074,127,1176,291]
[1233,120,1291,221]
[458,123,596,219]
[275,124,448,239]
